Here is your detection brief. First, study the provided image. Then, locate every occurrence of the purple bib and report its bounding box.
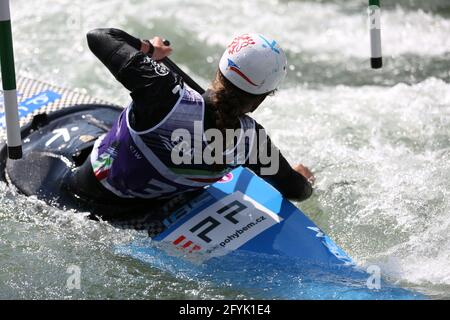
[91,85,256,199]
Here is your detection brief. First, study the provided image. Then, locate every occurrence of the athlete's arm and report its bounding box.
[86,28,182,131]
[244,123,314,201]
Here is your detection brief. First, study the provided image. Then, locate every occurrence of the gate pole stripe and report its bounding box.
[0,0,22,157]
[0,0,10,21]
[368,0,382,68]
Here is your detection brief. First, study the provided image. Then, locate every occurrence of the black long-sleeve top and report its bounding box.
[86,28,313,201]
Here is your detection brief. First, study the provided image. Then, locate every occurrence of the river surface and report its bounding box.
[1,0,449,299]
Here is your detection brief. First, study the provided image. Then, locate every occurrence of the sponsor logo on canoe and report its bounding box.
[217,172,233,183]
[162,191,283,260]
[0,90,61,128]
[307,226,354,265]
[162,192,212,228]
[172,235,202,253]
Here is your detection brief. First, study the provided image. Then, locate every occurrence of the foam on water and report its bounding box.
[254,78,450,297]
[11,0,450,95]
[0,182,249,299]
[1,0,449,298]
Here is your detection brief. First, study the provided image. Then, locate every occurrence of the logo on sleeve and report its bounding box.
[143,56,170,76]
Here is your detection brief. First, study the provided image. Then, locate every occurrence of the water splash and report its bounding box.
[2,0,449,298]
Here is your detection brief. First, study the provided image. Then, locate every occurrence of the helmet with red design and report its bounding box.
[219,33,287,95]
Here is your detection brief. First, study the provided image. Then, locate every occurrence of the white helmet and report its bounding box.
[219,33,287,95]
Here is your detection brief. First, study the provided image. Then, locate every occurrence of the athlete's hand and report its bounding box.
[149,36,173,61]
[293,164,315,185]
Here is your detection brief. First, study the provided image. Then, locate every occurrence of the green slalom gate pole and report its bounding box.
[0,0,22,159]
[368,0,382,69]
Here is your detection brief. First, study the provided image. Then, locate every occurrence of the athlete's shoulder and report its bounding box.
[239,115,267,132]
[182,83,205,102]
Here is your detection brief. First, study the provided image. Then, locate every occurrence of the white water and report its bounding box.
[1,0,449,299]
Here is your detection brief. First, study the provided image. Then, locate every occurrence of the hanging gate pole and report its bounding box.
[0,0,22,159]
[368,0,382,69]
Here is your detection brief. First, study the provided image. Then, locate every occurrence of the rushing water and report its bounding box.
[1,0,449,299]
